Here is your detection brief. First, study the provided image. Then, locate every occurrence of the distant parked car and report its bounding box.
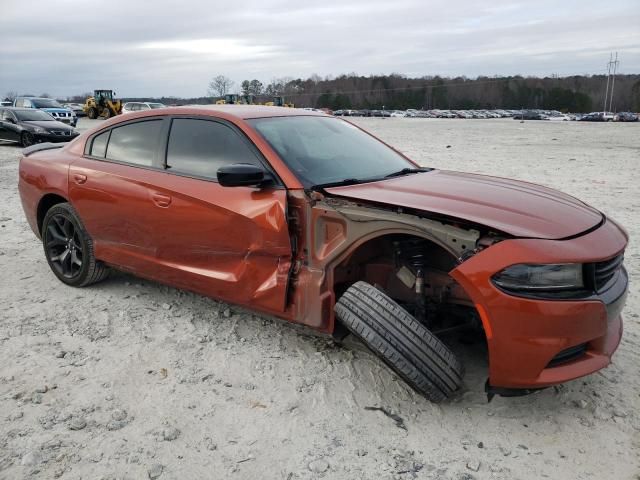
[579,112,614,122]
[548,113,571,121]
[121,102,167,114]
[514,110,548,120]
[64,103,87,117]
[616,112,638,122]
[13,97,77,127]
[0,107,79,146]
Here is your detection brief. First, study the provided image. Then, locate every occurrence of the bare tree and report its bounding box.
[4,91,19,102]
[208,75,234,98]
[249,79,263,96]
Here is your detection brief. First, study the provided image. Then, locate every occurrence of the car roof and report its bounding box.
[177,105,326,119]
[117,105,327,120]
[1,107,34,111]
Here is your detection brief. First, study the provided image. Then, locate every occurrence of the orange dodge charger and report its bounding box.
[18,106,628,402]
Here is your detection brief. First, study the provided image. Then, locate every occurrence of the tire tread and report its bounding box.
[335,281,464,402]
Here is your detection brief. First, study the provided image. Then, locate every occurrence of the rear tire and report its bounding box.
[102,108,111,119]
[335,281,464,402]
[42,202,109,287]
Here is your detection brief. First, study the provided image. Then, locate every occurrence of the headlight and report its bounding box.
[492,264,584,292]
[32,126,47,134]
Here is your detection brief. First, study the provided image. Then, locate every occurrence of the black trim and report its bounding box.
[485,380,547,402]
[547,343,588,368]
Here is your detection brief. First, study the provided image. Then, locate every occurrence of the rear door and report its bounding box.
[69,118,170,272]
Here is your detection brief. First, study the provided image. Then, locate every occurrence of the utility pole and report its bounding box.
[603,53,612,113]
[608,52,619,113]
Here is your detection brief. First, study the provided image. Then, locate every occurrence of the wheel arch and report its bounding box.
[37,193,69,235]
[327,229,461,295]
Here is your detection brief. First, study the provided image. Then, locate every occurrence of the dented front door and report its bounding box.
[135,172,292,314]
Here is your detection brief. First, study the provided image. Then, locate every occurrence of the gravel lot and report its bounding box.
[1,117,639,480]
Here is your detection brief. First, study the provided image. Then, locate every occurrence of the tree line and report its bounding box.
[204,73,640,112]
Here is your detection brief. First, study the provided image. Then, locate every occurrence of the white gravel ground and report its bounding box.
[0,117,638,480]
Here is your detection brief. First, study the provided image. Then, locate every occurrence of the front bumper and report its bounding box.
[451,217,628,389]
[34,132,79,143]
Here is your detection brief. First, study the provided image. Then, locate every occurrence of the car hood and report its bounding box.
[324,170,603,239]
[23,120,75,130]
[40,107,71,113]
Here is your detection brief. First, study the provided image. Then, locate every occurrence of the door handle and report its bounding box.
[151,193,172,208]
[73,173,87,184]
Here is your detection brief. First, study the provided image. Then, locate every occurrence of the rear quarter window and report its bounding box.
[90,130,110,158]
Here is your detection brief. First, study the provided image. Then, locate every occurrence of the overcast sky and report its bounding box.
[1,0,639,98]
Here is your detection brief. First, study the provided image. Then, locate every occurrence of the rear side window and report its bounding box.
[166,119,260,179]
[15,99,24,107]
[91,130,110,158]
[106,120,162,166]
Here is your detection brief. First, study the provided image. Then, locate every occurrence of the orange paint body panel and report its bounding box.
[451,218,627,388]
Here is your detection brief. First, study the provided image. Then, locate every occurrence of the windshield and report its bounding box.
[149,103,165,109]
[15,110,55,121]
[249,116,416,188]
[31,98,64,108]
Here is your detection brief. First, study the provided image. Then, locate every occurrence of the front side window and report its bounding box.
[166,118,260,179]
[105,120,163,166]
[248,116,414,188]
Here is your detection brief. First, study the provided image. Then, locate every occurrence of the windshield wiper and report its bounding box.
[385,167,432,178]
[310,178,362,190]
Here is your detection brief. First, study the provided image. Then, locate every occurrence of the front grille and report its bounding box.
[51,130,70,136]
[547,343,588,368]
[594,254,624,291]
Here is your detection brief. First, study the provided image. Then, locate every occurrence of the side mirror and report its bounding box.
[9,118,16,124]
[217,163,270,187]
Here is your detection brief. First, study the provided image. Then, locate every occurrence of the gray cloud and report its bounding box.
[1,0,638,97]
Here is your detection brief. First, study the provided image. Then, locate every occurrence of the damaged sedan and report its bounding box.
[18,106,628,402]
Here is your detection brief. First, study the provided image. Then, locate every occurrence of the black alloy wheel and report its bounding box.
[21,131,34,147]
[45,213,84,279]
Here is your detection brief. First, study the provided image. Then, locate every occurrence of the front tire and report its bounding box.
[42,203,109,287]
[87,107,98,119]
[335,281,464,402]
[21,131,34,147]
[101,108,111,119]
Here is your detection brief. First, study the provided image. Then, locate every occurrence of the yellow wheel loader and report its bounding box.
[84,90,122,119]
